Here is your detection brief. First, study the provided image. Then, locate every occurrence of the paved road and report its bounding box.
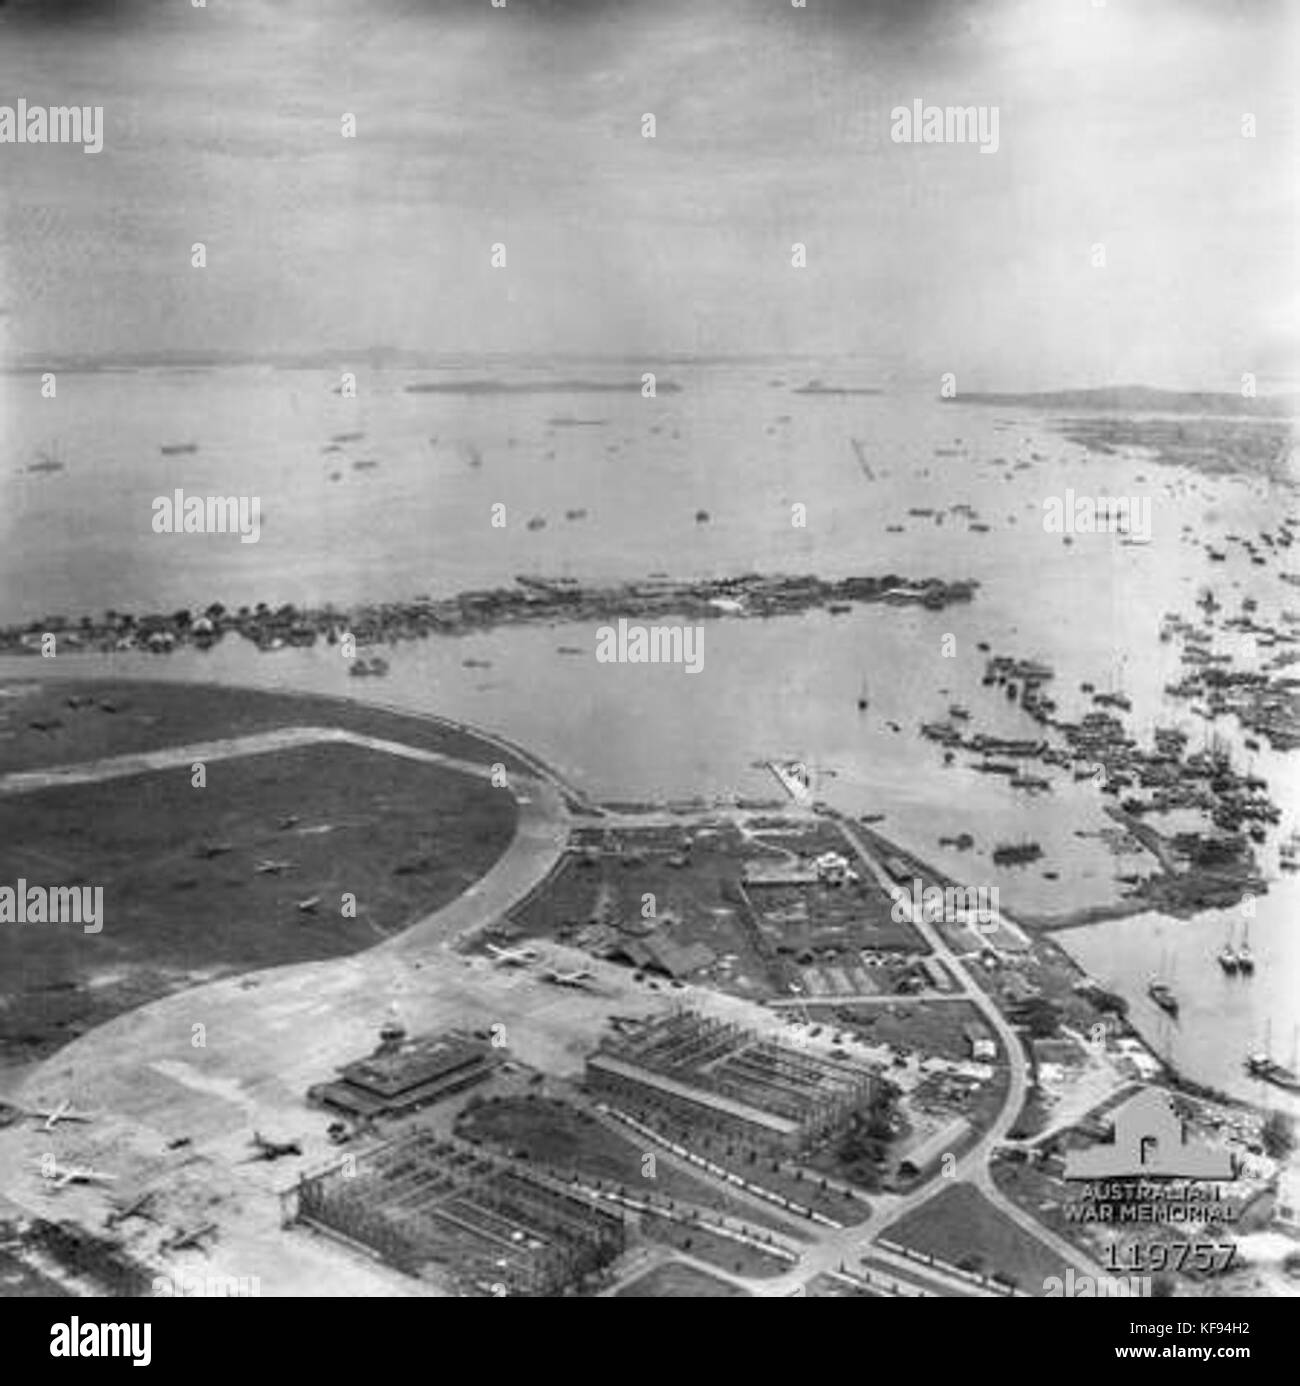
[835,813,1110,1283]
[0,725,524,796]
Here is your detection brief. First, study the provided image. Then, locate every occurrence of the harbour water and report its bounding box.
[2,361,1297,1108]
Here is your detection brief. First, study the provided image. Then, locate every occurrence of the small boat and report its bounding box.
[1237,923,1254,975]
[1217,944,1239,974]
[1147,980,1179,1016]
[1246,1022,1299,1088]
[1245,1053,1300,1091]
[857,678,869,712]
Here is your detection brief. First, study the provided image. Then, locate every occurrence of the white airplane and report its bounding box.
[485,943,539,967]
[22,1099,97,1130]
[541,967,594,989]
[45,1164,117,1191]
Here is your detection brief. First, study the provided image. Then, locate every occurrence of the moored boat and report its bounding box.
[1147,980,1179,1017]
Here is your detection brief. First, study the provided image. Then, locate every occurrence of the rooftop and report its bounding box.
[338,1033,491,1098]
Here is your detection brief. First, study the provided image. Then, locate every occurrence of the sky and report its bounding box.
[0,0,1295,389]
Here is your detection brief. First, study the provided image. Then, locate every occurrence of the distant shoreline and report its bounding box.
[944,385,1296,417]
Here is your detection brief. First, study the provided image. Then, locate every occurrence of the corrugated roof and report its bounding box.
[897,1115,971,1171]
[587,1054,800,1135]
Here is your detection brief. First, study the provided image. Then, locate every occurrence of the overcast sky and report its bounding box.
[0,0,1295,389]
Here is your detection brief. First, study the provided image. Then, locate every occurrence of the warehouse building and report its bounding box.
[586,1011,875,1153]
[896,1115,972,1177]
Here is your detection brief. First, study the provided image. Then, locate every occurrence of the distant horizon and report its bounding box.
[2,352,1296,405]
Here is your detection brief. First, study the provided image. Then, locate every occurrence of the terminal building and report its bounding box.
[586,1011,875,1153]
[310,1031,497,1121]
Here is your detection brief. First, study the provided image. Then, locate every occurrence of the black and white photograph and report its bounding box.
[0,0,1296,1341]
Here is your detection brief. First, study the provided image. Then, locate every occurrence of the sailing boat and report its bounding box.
[1245,1021,1300,1091]
[1236,921,1254,975]
[1147,945,1179,1017]
[1217,921,1239,974]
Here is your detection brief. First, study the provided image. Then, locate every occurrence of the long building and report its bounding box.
[586,1011,875,1153]
[310,1031,497,1120]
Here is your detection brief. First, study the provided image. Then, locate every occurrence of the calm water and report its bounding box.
[1,362,1297,1106]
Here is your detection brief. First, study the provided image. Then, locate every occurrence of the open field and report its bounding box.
[806,1272,880,1297]
[637,1212,790,1278]
[0,679,537,777]
[0,685,518,1064]
[615,1260,750,1297]
[659,1139,872,1226]
[887,1180,1072,1293]
[827,997,990,1062]
[454,1095,809,1236]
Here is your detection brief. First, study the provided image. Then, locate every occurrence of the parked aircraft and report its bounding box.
[540,968,595,989]
[20,1099,96,1131]
[44,1164,117,1191]
[486,943,538,967]
[105,1190,158,1229]
[245,1131,303,1162]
